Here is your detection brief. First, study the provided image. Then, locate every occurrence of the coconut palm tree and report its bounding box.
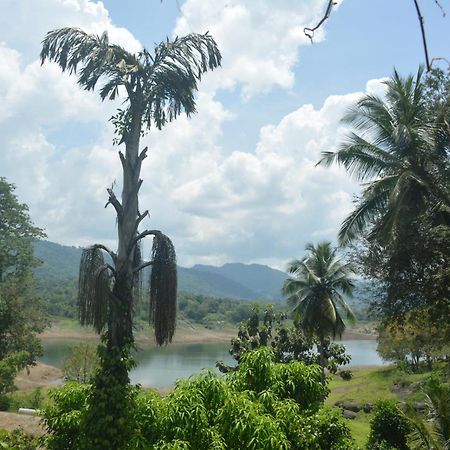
[41,27,221,448]
[282,242,355,381]
[318,68,450,245]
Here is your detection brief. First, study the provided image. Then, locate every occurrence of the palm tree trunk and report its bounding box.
[317,337,327,385]
[109,111,142,350]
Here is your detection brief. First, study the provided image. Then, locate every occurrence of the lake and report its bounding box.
[41,339,385,388]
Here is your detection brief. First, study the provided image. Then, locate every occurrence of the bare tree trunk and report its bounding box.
[109,112,142,351]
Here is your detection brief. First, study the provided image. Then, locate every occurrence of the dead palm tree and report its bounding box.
[41,27,221,349]
[282,242,355,382]
[41,27,221,448]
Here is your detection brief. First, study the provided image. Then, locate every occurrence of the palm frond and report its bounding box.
[141,32,221,130]
[149,233,177,346]
[78,246,111,333]
[41,27,135,93]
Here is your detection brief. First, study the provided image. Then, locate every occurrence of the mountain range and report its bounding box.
[33,240,287,301]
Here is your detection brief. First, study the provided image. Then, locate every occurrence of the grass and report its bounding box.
[326,365,437,448]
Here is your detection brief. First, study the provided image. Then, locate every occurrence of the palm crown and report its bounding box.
[283,242,355,340]
[319,68,450,245]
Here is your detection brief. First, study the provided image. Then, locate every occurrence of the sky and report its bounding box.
[1,0,449,269]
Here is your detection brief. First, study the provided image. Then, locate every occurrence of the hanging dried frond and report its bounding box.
[149,233,177,346]
[78,246,111,333]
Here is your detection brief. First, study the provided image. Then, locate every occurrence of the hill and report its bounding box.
[33,240,287,302]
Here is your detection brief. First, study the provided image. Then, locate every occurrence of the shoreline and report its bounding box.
[40,325,376,344]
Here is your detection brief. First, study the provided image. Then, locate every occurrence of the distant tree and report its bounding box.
[377,308,446,372]
[282,243,355,383]
[41,27,221,449]
[0,178,47,400]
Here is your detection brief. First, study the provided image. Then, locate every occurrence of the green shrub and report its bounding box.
[42,348,356,450]
[0,429,38,450]
[367,400,411,450]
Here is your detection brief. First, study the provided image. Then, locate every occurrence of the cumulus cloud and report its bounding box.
[174,0,331,98]
[2,0,381,269]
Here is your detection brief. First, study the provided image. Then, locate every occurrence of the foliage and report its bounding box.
[0,178,47,400]
[62,343,100,383]
[406,378,450,450]
[217,304,351,376]
[0,428,39,450]
[367,400,411,450]
[319,68,449,245]
[377,308,448,372]
[42,347,356,450]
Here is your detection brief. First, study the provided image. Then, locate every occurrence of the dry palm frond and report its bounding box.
[149,233,177,346]
[78,246,111,333]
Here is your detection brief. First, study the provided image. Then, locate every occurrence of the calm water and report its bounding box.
[40,339,385,388]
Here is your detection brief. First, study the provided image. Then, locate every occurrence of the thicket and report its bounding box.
[41,347,356,450]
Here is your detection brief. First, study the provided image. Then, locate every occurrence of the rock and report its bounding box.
[341,402,361,413]
[413,402,426,412]
[362,403,373,413]
[342,409,357,420]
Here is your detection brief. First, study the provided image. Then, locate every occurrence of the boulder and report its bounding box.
[342,409,357,420]
[340,402,361,413]
[362,403,373,413]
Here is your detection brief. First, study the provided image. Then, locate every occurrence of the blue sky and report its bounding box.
[1,0,448,268]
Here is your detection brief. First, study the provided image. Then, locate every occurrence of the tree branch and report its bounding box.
[133,260,153,274]
[105,188,123,216]
[304,0,336,42]
[413,0,431,71]
[135,229,161,243]
[98,263,117,278]
[92,244,117,263]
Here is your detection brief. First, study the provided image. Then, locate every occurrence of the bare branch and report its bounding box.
[105,188,123,216]
[99,263,117,277]
[135,229,161,243]
[434,0,446,17]
[304,0,336,42]
[92,244,117,263]
[133,260,153,274]
[413,0,431,71]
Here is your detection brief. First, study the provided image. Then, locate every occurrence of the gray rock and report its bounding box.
[342,409,357,420]
[341,402,361,413]
[413,402,426,412]
[363,403,373,413]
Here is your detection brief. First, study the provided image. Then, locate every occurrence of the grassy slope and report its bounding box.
[326,366,435,448]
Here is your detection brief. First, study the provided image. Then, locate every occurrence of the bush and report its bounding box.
[0,429,38,450]
[42,348,356,450]
[367,400,411,450]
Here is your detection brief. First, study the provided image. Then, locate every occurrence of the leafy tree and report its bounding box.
[377,308,447,372]
[217,304,351,376]
[41,28,221,449]
[282,242,355,382]
[319,68,449,246]
[62,343,100,384]
[0,178,47,401]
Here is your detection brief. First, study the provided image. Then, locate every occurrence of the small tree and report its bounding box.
[62,343,99,384]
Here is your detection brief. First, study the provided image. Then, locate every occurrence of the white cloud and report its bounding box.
[174,0,331,98]
[2,0,383,270]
